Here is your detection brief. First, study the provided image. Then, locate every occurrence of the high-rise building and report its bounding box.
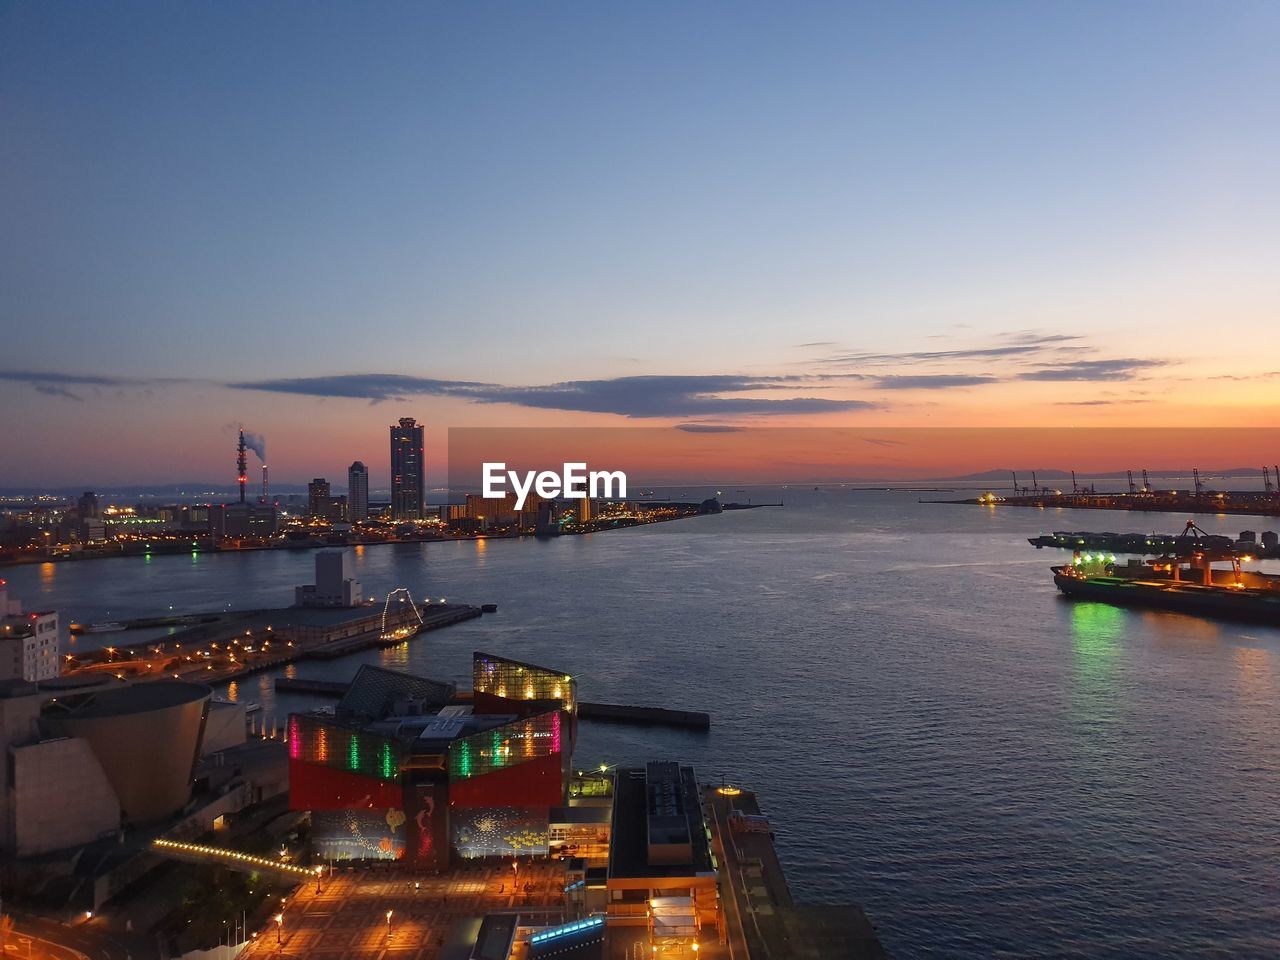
[308,478,331,519]
[77,491,101,520]
[390,418,425,520]
[348,461,369,522]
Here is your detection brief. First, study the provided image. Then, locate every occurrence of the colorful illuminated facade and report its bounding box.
[287,654,577,869]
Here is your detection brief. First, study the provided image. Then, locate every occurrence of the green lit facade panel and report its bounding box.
[447,711,562,781]
[290,713,403,782]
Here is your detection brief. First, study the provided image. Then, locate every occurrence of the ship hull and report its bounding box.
[1052,567,1280,626]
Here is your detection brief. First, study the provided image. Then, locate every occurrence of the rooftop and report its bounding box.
[608,764,713,880]
[43,678,211,718]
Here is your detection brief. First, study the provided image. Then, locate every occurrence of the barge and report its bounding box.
[1052,522,1280,625]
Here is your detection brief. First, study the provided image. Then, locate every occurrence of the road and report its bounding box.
[5,914,159,960]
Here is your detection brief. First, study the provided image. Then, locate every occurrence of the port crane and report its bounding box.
[1142,469,1151,493]
[1193,468,1204,498]
[1265,467,1274,496]
[1127,470,1136,495]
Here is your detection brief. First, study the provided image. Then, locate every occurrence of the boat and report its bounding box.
[84,621,127,633]
[1052,521,1280,625]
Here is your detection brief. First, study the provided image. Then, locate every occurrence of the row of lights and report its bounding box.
[152,838,322,878]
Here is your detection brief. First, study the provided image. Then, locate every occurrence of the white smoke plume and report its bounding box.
[242,431,267,462]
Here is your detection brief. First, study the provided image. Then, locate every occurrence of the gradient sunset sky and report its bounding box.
[2,2,1278,487]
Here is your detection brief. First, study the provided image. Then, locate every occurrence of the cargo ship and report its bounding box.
[1052,521,1280,626]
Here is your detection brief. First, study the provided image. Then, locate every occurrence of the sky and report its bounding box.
[2,1,1278,488]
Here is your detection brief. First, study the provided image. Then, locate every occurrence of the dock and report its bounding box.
[273,677,710,729]
[934,489,1280,518]
[578,701,710,730]
[705,783,886,958]
[62,603,482,687]
[305,605,482,659]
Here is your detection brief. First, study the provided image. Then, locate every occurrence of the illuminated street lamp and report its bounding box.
[314,864,324,894]
[275,913,283,944]
[385,909,393,943]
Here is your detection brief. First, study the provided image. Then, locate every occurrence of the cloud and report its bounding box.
[0,370,147,402]
[873,374,1000,390]
[472,376,874,417]
[674,423,745,433]
[229,372,875,418]
[225,373,485,402]
[816,333,1085,367]
[1054,398,1152,407]
[1017,359,1165,381]
[33,383,85,401]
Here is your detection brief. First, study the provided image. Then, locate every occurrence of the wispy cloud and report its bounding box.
[815,332,1086,368]
[873,374,1000,390]
[1017,359,1165,381]
[1054,398,1152,407]
[0,370,142,402]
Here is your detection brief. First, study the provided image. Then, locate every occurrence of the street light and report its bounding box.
[314,864,324,894]
[275,913,283,945]
[386,909,393,943]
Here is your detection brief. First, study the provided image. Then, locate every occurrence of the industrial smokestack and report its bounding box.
[261,464,270,505]
[237,428,248,504]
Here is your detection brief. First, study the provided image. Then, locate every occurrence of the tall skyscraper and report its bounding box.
[390,417,425,520]
[348,461,369,522]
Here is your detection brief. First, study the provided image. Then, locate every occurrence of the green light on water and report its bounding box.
[1071,601,1123,650]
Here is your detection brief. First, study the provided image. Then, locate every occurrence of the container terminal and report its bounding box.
[938,466,1280,518]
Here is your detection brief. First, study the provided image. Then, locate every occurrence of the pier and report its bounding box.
[935,488,1280,518]
[62,603,482,687]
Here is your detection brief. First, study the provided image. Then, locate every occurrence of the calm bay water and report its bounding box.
[6,489,1280,958]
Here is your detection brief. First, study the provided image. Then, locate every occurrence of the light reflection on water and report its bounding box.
[6,491,1280,957]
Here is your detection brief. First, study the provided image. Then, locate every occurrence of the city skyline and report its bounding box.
[3,1,1279,486]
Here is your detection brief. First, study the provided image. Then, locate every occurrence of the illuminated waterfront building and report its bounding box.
[390,417,425,520]
[287,653,577,869]
[348,460,369,521]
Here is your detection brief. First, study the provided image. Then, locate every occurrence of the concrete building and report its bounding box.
[308,478,332,518]
[294,550,363,608]
[348,460,370,521]
[1,676,212,858]
[390,417,425,520]
[210,502,279,539]
[607,762,718,944]
[0,580,60,682]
